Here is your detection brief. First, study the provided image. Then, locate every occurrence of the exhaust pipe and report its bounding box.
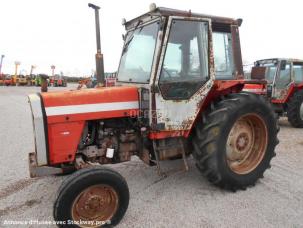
[88,3,105,86]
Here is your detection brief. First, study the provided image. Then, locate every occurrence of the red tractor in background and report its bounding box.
[77,73,116,89]
[244,58,303,127]
[4,74,13,86]
[53,78,67,87]
[53,75,67,87]
[105,72,117,87]
[28,4,279,227]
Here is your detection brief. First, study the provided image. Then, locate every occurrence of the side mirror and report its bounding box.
[280,60,286,70]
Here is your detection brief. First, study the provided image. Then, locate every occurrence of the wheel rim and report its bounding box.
[71,184,118,227]
[300,102,303,120]
[226,114,268,175]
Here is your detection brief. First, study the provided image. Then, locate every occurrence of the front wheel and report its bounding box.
[54,167,129,227]
[192,92,279,191]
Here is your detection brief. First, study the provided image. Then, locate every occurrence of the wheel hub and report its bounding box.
[86,195,104,210]
[226,119,254,162]
[236,133,249,151]
[72,184,118,227]
[226,114,268,175]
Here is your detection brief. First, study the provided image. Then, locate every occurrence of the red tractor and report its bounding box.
[28,4,278,227]
[53,78,67,87]
[244,58,303,127]
[4,74,13,86]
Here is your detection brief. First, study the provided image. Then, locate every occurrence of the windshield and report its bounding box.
[258,63,277,83]
[117,21,159,83]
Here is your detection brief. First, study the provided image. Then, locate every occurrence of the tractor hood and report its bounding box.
[39,86,139,124]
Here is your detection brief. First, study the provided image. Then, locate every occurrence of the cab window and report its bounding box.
[213,32,234,79]
[276,63,291,89]
[159,20,209,100]
[293,63,303,83]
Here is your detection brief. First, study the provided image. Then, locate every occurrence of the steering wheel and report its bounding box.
[173,87,191,98]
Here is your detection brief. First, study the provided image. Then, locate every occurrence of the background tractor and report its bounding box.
[9,75,17,86]
[0,74,5,85]
[52,74,67,87]
[34,74,47,86]
[16,74,28,86]
[28,74,37,86]
[27,4,278,227]
[53,78,67,87]
[27,65,37,86]
[105,72,117,87]
[35,74,42,86]
[244,58,303,127]
[4,74,14,86]
[77,77,95,89]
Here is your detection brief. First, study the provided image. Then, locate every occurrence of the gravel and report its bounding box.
[0,85,303,227]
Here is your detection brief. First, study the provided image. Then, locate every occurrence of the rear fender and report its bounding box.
[150,80,249,139]
[186,80,249,137]
[288,83,303,101]
[272,83,303,104]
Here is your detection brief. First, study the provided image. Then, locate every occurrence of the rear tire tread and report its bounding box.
[192,92,279,191]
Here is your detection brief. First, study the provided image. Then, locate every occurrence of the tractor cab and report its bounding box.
[118,7,243,84]
[250,58,303,100]
[116,7,245,133]
[247,58,303,127]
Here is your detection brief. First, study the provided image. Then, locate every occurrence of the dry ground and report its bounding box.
[0,85,303,227]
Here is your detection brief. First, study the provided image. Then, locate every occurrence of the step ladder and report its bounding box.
[152,138,189,177]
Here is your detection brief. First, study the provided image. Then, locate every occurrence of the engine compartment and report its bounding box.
[76,118,141,165]
[75,117,190,168]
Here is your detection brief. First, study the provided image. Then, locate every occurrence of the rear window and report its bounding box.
[293,63,303,83]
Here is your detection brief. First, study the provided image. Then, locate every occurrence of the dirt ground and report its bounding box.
[0,85,302,228]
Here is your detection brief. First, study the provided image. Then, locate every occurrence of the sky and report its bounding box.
[0,0,302,76]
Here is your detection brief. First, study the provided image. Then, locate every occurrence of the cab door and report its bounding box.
[152,17,215,133]
[272,61,292,100]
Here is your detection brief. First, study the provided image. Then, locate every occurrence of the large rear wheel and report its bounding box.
[54,167,129,227]
[192,92,279,191]
[287,90,303,128]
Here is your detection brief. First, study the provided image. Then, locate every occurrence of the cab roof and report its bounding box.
[255,58,303,65]
[125,7,242,29]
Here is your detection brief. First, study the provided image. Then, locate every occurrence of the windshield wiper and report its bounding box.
[122,20,143,55]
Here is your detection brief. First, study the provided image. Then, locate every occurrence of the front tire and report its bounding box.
[192,92,279,191]
[54,167,129,227]
[287,90,303,128]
